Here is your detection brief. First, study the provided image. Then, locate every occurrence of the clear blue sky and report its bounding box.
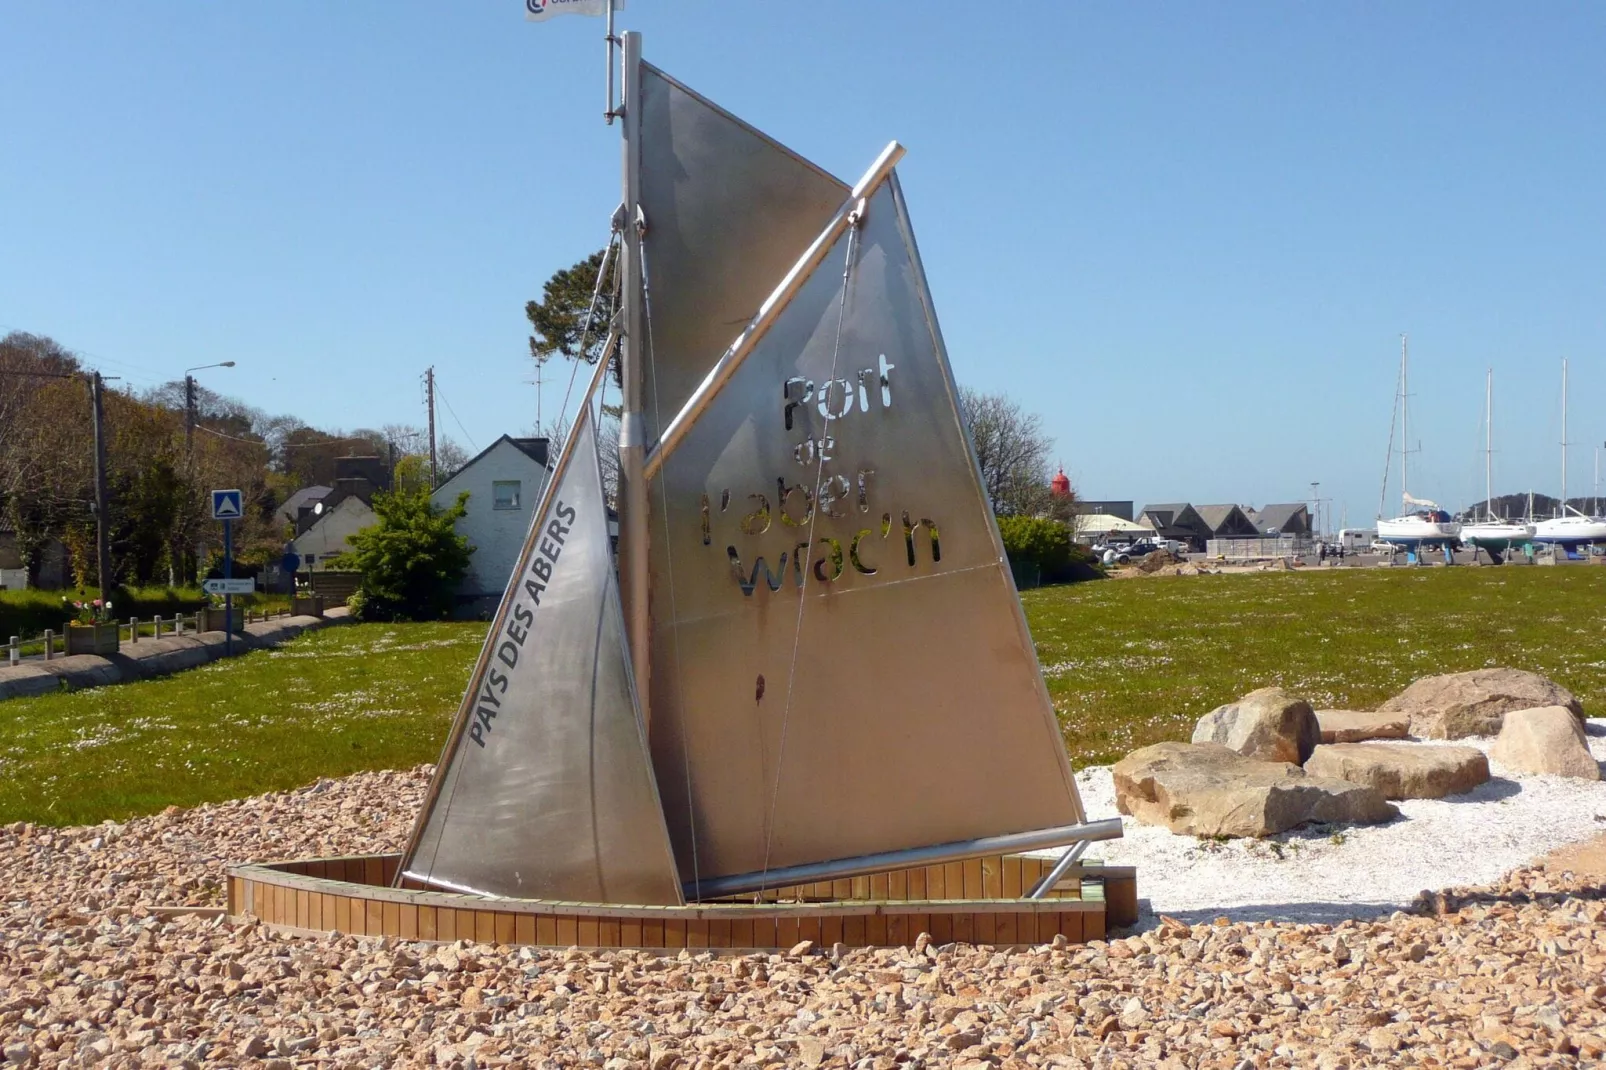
[5,3,1605,525]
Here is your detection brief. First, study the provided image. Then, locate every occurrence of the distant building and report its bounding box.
[277,485,332,532]
[1195,504,1262,539]
[1137,503,1213,551]
[1253,503,1313,537]
[432,435,554,615]
[1050,469,1072,499]
[291,496,377,571]
[1069,500,1135,522]
[1073,514,1152,543]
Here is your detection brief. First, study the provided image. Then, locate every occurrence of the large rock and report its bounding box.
[1489,706,1601,780]
[1112,742,1398,838]
[1304,743,1490,800]
[1191,687,1321,764]
[1379,668,1584,739]
[1316,709,1411,744]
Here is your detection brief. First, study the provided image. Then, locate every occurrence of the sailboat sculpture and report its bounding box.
[394,34,1117,911]
[1460,368,1534,559]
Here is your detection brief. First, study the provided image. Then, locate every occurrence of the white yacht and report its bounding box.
[1531,359,1606,548]
[1460,369,1534,555]
[1376,336,1461,551]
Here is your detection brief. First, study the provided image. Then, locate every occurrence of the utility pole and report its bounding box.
[425,367,438,489]
[1310,482,1320,538]
[90,373,112,593]
[184,374,197,472]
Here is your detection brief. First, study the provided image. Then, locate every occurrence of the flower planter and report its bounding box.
[291,595,325,618]
[65,623,120,657]
[199,606,245,635]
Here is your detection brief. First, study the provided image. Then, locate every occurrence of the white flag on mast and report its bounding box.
[525,0,622,21]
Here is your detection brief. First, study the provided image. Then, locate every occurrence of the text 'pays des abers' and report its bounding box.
[709,355,942,595]
[469,500,577,747]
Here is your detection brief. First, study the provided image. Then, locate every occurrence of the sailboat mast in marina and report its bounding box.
[1377,334,1460,557]
[1533,357,1606,549]
[1459,368,1533,559]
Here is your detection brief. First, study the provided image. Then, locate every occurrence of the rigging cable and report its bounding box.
[759,199,867,892]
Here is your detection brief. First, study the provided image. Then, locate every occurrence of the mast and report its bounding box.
[1485,368,1493,522]
[617,30,651,722]
[1560,357,1569,517]
[1400,334,1409,503]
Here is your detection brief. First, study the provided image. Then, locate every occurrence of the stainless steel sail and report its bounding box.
[636,62,850,445]
[398,396,683,905]
[641,145,1086,890]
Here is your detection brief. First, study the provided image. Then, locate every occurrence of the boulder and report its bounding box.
[1489,706,1600,780]
[1304,743,1490,800]
[1191,687,1321,764]
[1316,709,1411,744]
[1112,742,1398,838]
[1379,668,1584,739]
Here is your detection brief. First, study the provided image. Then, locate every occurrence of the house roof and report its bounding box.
[1194,504,1258,534]
[1076,513,1150,533]
[278,485,332,525]
[1137,503,1199,527]
[1255,503,1310,533]
[437,435,552,492]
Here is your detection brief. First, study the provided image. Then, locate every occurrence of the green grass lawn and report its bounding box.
[0,622,487,825]
[4,566,1605,826]
[1032,565,1606,766]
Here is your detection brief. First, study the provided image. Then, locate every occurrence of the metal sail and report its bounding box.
[641,147,1087,891]
[398,395,683,906]
[636,62,850,445]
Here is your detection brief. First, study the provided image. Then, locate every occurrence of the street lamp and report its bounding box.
[184,361,237,463]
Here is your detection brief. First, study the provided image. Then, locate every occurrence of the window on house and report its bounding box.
[493,480,521,510]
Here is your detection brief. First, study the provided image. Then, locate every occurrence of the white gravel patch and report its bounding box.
[1065,718,1606,927]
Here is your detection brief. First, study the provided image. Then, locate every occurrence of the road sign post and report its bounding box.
[211,490,244,656]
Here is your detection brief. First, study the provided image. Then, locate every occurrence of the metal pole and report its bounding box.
[604,0,617,124]
[1026,839,1090,899]
[617,30,651,726]
[223,517,233,657]
[684,818,1124,901]
[90,372,112,596]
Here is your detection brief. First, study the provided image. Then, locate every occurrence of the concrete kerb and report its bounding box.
[0,607,352,701]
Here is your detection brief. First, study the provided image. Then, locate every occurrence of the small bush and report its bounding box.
[997,516,1074,580]
[340,488,474,621]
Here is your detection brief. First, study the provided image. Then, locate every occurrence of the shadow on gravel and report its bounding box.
[1115,880,1606,935]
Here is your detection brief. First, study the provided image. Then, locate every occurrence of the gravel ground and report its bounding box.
[1071,720,1606,926]
[3,766,1606,1068]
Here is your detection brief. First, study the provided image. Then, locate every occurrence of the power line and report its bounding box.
[435,382,478,452]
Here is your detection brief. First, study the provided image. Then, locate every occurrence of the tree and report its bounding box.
[958,386,1073,519]
[339,487,474,621]
[526,249,617,374]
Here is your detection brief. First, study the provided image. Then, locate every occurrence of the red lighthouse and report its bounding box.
[1050,467,1071,499]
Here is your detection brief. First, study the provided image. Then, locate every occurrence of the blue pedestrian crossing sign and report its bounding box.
[211,488,244,520]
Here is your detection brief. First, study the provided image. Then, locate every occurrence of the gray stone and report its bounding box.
[1489,706,1600,780]
[1378,668,1584,739]
[1304,743,1490,799]
[1315,709,1410,744]
[1192,687,1321,764]
[1112,742,1398,838]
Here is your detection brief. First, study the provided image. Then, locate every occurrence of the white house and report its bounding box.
[291,496,376,570]
[432,435,553,614]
